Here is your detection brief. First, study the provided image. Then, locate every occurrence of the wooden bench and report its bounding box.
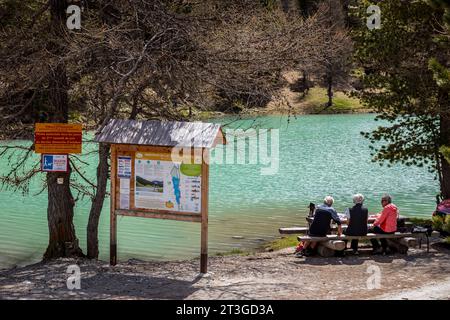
[297,232,416,257]
[279,218,412,235]
[279,225,351,234]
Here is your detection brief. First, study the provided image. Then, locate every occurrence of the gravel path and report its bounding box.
[1,244,449,300]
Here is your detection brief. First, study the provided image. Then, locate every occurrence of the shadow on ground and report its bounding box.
[0,260,202,300]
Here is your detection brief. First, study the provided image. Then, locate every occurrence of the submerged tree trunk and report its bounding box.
[86,143,110,259]
[44,0,83,260]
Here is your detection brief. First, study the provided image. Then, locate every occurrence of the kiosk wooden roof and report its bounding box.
[95,119,225,147]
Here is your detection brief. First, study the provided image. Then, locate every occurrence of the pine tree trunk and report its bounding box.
[326,68,333,108]
[441,157,450,199]
[441,114,450,199]
[302,71,310,96]
[87,143,110,259]
[44,0,83,260]
[44,169,83,259]
[44,61,83,260]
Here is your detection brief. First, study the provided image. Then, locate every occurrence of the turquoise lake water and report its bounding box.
[0,114,439,269]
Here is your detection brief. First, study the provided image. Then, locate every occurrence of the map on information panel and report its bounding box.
[134,152,202,213]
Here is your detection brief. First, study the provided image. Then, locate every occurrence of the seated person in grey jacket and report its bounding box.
[344,194,368,255]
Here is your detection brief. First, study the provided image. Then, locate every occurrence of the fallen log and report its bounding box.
[321,240,346,251]
[386,238,409,254]
[317,244,335,258]
[399,237,417,248]
[316,240,346,257]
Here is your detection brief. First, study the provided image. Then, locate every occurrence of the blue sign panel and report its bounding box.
[43,155,54,171]
[41,154,68,172]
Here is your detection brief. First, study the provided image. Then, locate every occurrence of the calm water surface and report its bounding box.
[0,114,439,269]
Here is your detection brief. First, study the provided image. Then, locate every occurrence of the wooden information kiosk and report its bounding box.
[95,119,225,273]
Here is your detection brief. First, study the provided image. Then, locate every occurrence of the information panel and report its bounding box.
[35,123,82,154]
[134,152,202,213]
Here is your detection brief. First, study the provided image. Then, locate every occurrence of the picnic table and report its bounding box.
[296,232,417,257]
[277,214,410,235]
[279,214,425,257]
[305,213,409,226]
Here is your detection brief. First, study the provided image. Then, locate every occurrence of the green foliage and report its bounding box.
[264,235,298,251]
[215,248,249,256]
[68,111,83,123]
[444,236,450,245]
[441,146,450,163]
[432,214,450,233]
[353,0,450,190]
[428,0,450,28]
[432,215,444,231]
[443,215,450,234]
[429,58,450,90]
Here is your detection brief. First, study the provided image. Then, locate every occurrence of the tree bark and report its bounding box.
[44,0,83,260]
[86,143,110,258]
[441,114,450,199]
[281,0,290,13]
[301,71,310,97]
[326,67,333,108]
[44,168,83,260]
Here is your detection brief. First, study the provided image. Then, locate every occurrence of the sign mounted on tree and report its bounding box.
[41,154,69,172]
[34,123,82,154]
[95,119,226,273]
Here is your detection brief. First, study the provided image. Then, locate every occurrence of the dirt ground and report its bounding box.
[0,243,449,300]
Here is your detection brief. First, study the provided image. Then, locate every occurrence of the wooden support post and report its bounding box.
[110,145,117,265]
[200,148,209,273]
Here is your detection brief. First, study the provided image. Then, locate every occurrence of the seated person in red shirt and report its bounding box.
[369,194,398,255]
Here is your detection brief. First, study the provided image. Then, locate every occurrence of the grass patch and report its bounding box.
[303,87,365,114]
[215,248,250,257]
[263,235,298,251]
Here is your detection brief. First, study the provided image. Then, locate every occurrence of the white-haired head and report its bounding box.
[323,196,334,207]
[353,194,364,204]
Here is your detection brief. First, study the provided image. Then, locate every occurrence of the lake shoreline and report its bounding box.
[195,107,374,121]
[1,242,449,300]
[0,114,441,274]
